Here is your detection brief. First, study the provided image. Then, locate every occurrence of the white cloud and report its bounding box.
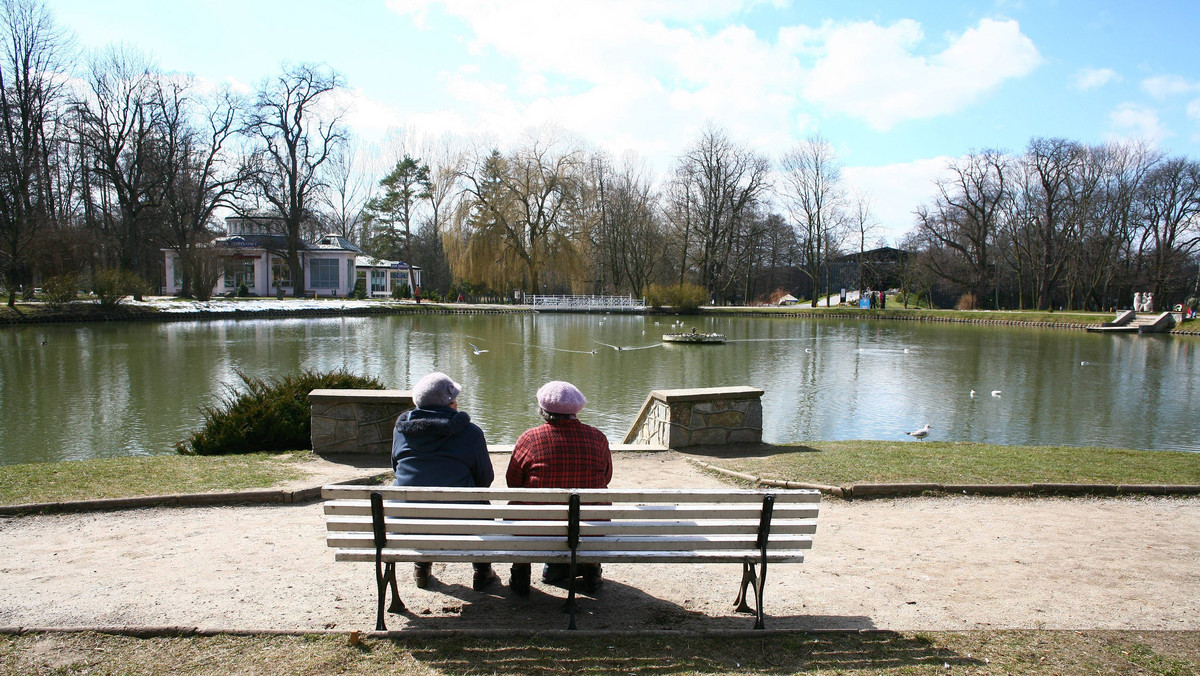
[1074,67,1120,91]
[1142,74,1199,99]
[800,18,1042,130]
[844,157,953,245]
[1108,103,1169,145]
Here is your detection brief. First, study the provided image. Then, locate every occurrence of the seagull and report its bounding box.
[594,340,622,351]
[804,348,813,353]
[906,424,933,441]
[991,390,1002,397]
[468,343,488,355]
[970,389,976,397]
[903,348,910,353]
[1080,360,1090,366]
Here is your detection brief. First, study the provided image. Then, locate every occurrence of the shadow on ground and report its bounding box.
[679,443,819,460]
[402,631,984,674]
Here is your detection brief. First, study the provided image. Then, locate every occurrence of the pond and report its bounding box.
[2,313,1198,465]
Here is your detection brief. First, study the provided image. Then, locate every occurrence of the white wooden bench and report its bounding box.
[322,485,821,630]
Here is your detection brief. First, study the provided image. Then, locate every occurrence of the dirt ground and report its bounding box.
[1,451,1197,633]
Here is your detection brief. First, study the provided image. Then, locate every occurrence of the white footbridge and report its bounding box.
[527,294,647,312]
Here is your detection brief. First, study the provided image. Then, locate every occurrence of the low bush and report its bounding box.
[392,283,411,300]
[646,282,709,311]
[93,269,147,308]
[956,293,978,311]
[41,274,78,309]
[177,369,386,455]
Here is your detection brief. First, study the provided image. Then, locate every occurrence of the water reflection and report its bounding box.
[1,314,1197,464]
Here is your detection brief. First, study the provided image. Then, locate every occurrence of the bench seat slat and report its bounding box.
[326,517,818,537]
[333,549,810,564]
[323,501,819,521]
[322,486,821,504]
[327,532,813,552]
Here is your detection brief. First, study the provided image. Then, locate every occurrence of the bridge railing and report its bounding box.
[527,294,646,310]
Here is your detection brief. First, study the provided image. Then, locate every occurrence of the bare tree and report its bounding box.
[0,0,67,306]
[155,79,250,298]
[780,135,845,306]
[850,189,880,289]
[916,149,1009,304]
[1136,157,1200,303]
[453,132,585,293]
[318,136,373,241]
[73,46,167,286]
[671,126,770,301]
[243,62,344,297]
[590,152,666,297]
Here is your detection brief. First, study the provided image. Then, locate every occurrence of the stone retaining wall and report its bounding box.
[308,389,414,454]
[622,386,763,449]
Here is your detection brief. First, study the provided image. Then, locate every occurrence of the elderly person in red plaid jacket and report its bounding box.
[506,380,612,596]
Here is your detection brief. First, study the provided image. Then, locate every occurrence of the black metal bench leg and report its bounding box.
[753,558,768,630]
[734,561,757,614]
[374,559,389,631]
[386,563,404,613]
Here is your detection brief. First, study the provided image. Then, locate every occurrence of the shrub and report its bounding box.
[646,282,709,312]
[392,283,411,300]
[351,279,367,299]
[93,269,144,308]
[177,369,386,455]
[42,274,78,309]
[956,293,978,311]
[236,282,250,297]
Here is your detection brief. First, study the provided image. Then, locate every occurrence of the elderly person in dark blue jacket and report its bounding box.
[392,371,496,590]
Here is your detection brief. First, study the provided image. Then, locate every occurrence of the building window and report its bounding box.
[371,269,387,293]
[224,259,255,289]
[272,259,291,288]
[310,258,339,289]
[171,258,182,288]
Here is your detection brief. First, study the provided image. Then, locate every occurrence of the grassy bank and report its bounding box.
[697,441,1200,487]
[0,452,310,505]
[704,305,1114,326]
[3,630,1198,675]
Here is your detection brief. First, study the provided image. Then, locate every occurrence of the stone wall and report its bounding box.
[309,389,413,455]
[622,386,763,448]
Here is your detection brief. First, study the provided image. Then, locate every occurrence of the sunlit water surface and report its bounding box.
[2,313,1198,464]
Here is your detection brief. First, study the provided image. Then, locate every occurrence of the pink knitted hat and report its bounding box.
[536,381,586,415]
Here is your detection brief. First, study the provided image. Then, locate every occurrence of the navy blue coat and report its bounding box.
[391,406,494,488]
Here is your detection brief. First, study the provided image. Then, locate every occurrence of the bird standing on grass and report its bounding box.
[906,424,932,441]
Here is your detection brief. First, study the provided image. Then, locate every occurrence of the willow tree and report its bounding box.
[450,136,586,293]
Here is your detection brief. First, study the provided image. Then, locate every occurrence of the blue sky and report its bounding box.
[46,0,1200,243]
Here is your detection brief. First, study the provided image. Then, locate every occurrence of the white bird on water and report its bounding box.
[906,424,933,441]
[991,390,1002,397]
[468,343,489,355]
[970,389,976,397]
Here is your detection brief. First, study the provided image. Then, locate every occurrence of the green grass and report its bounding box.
[0,452,312,505]
[704,305,1113,326]
[1,630,1198,675]
[696,441,1200,486]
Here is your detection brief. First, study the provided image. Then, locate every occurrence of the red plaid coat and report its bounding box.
[506,419,612,489]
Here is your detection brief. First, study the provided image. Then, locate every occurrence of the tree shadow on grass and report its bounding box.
[402,631,986,674]
[679,442,823,460]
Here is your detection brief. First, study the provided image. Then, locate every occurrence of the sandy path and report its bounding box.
[1,452,1197,633]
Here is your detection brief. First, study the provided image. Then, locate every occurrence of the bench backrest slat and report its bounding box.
[323,501,819,521]
[326,517,818,537]
[322,485,820,504]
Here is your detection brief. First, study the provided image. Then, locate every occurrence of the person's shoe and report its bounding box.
[413,562,431,589]
[581,564,603,594]
[542,563,571,585]
[472,564,498,591]
[509,563,531,597]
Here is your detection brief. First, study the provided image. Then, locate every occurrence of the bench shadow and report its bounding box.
[397,629,986,674]
[383,571,875,633]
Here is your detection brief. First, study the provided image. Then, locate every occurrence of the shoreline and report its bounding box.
[4,297,1196,334]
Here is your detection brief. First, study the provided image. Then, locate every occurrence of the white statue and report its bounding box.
[1144,292,1153,312]
[1133,292,1141,312]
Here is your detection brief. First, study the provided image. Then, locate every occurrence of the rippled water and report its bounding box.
[2,313,1197,464]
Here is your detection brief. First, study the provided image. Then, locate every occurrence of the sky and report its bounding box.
[45,0,1200,244]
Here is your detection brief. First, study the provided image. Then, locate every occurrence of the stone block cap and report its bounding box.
[308,389,413,404]
[648,386,764,402]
